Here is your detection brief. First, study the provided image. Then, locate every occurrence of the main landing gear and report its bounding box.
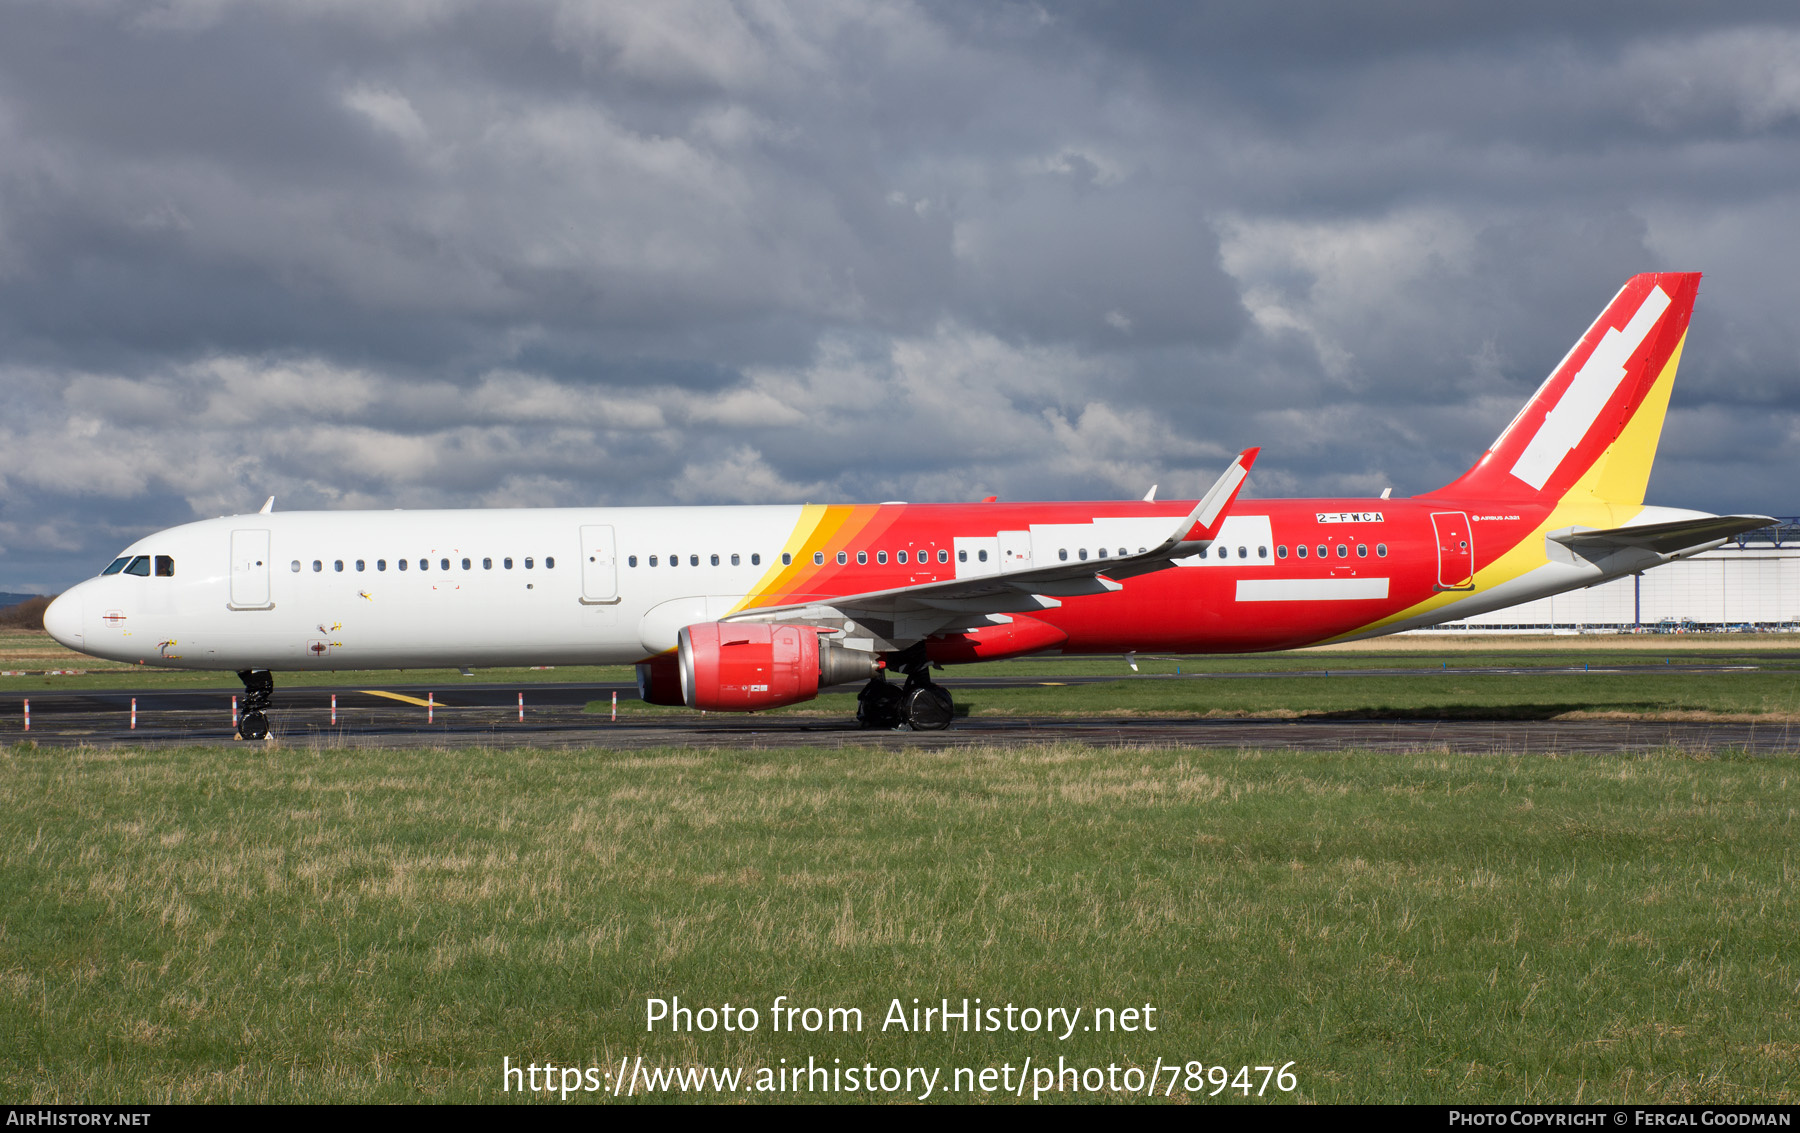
[237,669,273,740]
[856,648,954,731]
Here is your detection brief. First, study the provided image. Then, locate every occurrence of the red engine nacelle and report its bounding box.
[677,622,880,711]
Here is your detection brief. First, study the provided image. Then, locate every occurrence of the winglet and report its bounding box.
[1182,447,1259,542]
[1143,447,1259,558]
[259,496,275,515]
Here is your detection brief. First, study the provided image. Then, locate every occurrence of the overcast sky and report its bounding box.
[2,1,1798,592]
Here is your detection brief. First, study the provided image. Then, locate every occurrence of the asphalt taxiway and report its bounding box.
[6,677,1796,753]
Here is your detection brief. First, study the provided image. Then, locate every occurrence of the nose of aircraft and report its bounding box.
[42,586,84,648]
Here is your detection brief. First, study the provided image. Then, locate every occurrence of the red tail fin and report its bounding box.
[1430,272,1699,507]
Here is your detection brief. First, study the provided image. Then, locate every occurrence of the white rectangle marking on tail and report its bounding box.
[1236,577,1390,602]
[1509,285,1670,490]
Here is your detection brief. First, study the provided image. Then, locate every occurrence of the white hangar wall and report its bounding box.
[1423,542,1800,633]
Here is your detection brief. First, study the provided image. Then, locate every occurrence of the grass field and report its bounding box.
[3,740,1796,1104]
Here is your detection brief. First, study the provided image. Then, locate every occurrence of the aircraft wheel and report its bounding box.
[904,684,954,731]
[239,709,270,741]
[856,679,905,729]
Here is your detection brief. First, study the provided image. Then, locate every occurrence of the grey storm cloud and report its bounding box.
[0,0,1797,591]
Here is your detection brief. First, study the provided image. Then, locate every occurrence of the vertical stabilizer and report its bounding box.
[1429,272,1699,508]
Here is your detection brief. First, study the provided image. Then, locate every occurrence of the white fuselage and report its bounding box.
[44,508,805,671]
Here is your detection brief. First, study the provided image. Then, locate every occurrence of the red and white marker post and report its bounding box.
[517,692,524,722]
[330,694,337,726]
[427,691,434,724]
[612,690,617,722]
[130,698,137,730]
[21,699,27,732]
[231,695,238,729]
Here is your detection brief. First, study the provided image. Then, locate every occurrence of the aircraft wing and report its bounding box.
[1549,514,1774,557]
[722,448,1260,644]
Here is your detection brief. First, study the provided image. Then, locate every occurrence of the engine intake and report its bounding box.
[677,622,880,711]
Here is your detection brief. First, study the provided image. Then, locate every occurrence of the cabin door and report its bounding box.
[580,525,619,603]
[1431,511,1475,591]
[229,529,272,609]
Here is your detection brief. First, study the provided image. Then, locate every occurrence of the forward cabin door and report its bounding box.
[1431,511,1475,591]
[580,525,619,604]
[229,529,272,609]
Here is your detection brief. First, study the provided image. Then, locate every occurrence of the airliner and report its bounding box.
[41,272,1770,738]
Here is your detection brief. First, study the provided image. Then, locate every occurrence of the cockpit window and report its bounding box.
[123,556,151,576]
[102,557,130,576]
[155,555,175,577]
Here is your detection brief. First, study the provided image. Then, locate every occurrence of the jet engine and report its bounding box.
[676,622,880,711]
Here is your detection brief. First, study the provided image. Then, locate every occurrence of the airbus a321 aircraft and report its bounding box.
[43,272,1771,738]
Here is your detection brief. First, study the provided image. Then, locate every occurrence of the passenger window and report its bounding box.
[1317,545,1328,558]
[440,558,449,570]
[1356,544,1367,558]
[462,558,471,570]
[1237,546,1246,559]
[1097,548,1108,559]
[814,552,825,565]
[711,554,720,566]
[290,560,301,573]
[356,560,366,572]
[939,549,948,563]
[877,551,887,564]
[419,559,429,571]
[334,560,343,572]
[1377,544,1388,557]
[1058,549,1068,561]
[647,556,656,567]
[751,554,761,566]
[1296,545,1307,558]
[977,550,987,562]
[959,550,968,563]
[484,557,493,569]
[399,560,409,571]
[505,557,514,569]
[836,551,847,565]
[1078,548,1088,561]
[731,553,740,566]
[102,557,130,575]
[1277,545,1288,559]
[782,553,792,565]
[156,555,175,577]
[1336,545,1347,558]
[377,559,387,571]
[1216,546,1227,559]
[546,557,554,569]
[313,560,323,572]
[857,551,867,565]
[898,551,908,564]
[1258,546,1268,559]
[526,557,535,569]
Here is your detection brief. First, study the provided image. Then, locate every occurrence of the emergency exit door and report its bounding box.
[579,525,619,603]
[1431,511,1475,591]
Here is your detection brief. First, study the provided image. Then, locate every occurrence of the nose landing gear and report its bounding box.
[236,669,274,740]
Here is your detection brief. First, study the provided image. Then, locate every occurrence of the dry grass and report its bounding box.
[1,741,1796,1103]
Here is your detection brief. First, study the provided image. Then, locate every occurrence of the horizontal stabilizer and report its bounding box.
[1550,514,1773,556]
